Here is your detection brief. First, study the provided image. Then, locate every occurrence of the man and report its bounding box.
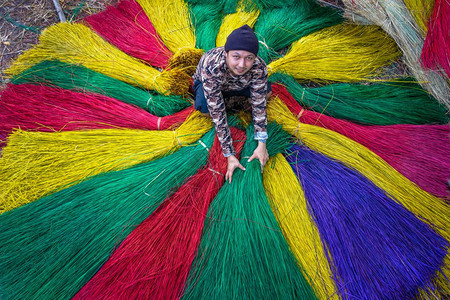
[192,24,271,183]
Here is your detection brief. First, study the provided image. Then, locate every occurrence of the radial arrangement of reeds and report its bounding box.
[0,0,449,299]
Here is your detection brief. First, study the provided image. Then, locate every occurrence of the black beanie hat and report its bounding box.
[224,24,259,56]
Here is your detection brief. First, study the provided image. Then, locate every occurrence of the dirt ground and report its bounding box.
[0,0,118,86]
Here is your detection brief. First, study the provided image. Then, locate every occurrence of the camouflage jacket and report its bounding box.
[192,47,268,157]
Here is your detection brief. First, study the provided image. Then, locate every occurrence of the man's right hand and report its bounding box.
[225,155,246,183]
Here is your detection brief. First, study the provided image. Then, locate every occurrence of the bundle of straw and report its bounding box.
[215,0,260,47]
[269,73,448,125]
[267,97,450,295]
[275,84,450,198]
[84,2,172,68]
[254,0,343,62]
[222,0,240,13]
[286,144,448,299]
[253,0,297,8]
[0,83,192,134]
[267,24,400,83]
[117,0,191,71]
[6,23,191,95]
[340,0,450,108]
[136,0,204,74]
[263,153,338,300]
[421,0,450,78]
[189,3,224,51]
[0,112,212,213]
[11,60,191,116]
[116,0,156,30]
[402,0,435,35]
[75,127,246,299]
[183,124,317,299]
[0,128,216,299]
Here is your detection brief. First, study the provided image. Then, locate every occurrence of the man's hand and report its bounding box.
[226,155,246,183]
[248,141,269,172]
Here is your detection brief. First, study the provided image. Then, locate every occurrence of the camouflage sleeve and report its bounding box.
[250,61,268,141]
[202,68,236,157]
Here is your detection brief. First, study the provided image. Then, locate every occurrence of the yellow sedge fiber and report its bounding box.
[136,0,195,53]
[267,24,400,83]
[267,96,450,296]
[0,112,212,214]
[5,23,190,95]
[216,0,260,47]
[263,153,338,300]
[136,0,204,74]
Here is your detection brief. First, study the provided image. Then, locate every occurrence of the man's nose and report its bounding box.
[238,59,245,67]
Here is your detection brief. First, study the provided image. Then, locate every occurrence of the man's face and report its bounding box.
[225,50,256,76]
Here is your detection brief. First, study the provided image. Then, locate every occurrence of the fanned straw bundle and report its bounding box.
[189,3,224,51]
[276,85,450,198]
[253,0,297,8]
[263,153,338,299]
[254,0,343,62]
[267,97,450,295]
[116,0,155,29]
[215,0,260,47]
[136,0,203,73]
[11,60,191,116]
[267,24,400,83]
[0,128,216,299]
[5,23,191,95]
[75,127,246,300]
[286,144,448,299]
[403,0,435,35]
[0,83,192,134]
[421,0,450,78]
[340,0,450,108]
[222,0,240,13]
[269,73,448,125]
[183,124,317,299]
[84,2,172,68]
[0,112,212,213]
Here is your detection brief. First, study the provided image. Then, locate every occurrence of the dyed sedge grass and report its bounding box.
[84,2,172,68]
[254,0,343,63]
[183,123,317,299]
[0,83,193,134]
[421,0,450,78]
[189,3,224,51]
[5,23,191,95]
[267,97,450,296]
[11,60,191,117]
[287,144,447,299]
[116,0,189,71]
[136,0,195,53]
[135,0,204,74]
[267,24,400,83]
[75,127,247,300]
[275,83,450,199]
[0,112,212,213]
[403,0,435,35]
[340,0,450,109]
[0,128,216,300]
[263,153,338,300]
[269,73,448,125]
[215,0,260,47]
